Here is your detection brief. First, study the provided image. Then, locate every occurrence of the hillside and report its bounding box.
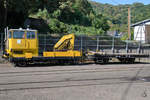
[1,0,150,38]
[90,1,150,32]
[0,0,109,35]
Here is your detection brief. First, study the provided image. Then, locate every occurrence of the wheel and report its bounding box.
[103,58,109,63]
[94,58,109,64]
[118,58,126,63]
[14,62,27,67]
[128,58,135,63]
[118,58,135,63]
[94,58,101,64]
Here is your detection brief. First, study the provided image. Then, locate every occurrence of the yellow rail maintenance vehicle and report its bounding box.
[3,28,82,66]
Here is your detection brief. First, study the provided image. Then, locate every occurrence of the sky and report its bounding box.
[91,0,150,5]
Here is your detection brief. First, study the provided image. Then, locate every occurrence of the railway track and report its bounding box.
[0,65,148,76]
[0,76,148,92]
[0,64,148,92]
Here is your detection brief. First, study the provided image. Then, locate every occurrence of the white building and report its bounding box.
[131,19,150,43]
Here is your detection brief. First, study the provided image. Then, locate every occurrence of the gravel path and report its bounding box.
[0,63,150,100]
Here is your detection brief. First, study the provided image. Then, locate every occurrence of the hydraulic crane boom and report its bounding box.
[54,34,75,51]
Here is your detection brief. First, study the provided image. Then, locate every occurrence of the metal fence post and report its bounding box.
[96,36,99,52]
[137,41,141,54]
[44,34,47,51]
[80,35,83,63]
[81,35,83,51]
[1,33,3,51]
[112,36,115,53]
[126,41,129,53]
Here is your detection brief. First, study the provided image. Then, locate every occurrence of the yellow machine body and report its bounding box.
[3,28,82,66]
[44,34,82,58]
[5,29,38,58]
[54,34,75,51]
[43,50,81,57]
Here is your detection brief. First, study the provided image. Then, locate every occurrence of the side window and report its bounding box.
[9,31,12,38]
[27,31,35,39]
[27,32,30,39]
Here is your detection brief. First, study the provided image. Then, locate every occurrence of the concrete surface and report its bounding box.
[0,63,150,100]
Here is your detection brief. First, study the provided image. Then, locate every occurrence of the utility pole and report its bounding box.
[128,7,131,40]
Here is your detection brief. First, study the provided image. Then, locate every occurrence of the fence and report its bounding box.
[0,33,4,53]
[38,34,150,63]
[38,34,150,52]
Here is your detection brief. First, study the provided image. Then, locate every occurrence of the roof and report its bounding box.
[131,19,150,27]
[9,28,37,32]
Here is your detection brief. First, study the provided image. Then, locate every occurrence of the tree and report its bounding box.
[92,14,110,32]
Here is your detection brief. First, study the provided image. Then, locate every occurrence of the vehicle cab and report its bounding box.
[4,28,38,59]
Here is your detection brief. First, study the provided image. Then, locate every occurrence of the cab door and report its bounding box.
[10,30,26,50]
[26,31,38,55]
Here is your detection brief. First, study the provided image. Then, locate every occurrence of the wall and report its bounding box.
[133,22,150,43]
[134,25,145,43]
[145,25,150,43]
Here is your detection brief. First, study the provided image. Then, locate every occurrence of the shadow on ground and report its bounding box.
[16,61,150,67]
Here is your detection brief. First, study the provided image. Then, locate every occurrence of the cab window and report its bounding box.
[13,31,25,39]
[27,31,35,39]
[9,31,12,38]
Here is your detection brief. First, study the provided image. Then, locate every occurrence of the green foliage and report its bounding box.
[121,33,128,40]
[48,18,68,33]
[1,0,150,36]
[52,10,61,19]
[48,18,105,35]
[0,0,110,36]
[91,14,110,31]
[68,25,105,35]
[54,0,92,26]
[90,1,150,32]
[36,8,50,20]
[0,0,47,30]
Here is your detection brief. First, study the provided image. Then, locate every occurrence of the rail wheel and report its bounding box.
[103,58,109,63]
[118,58,135,63]
[128,58,135,63]
[95,58,109,64]
[118,58,126,63]
[14,62,27,67]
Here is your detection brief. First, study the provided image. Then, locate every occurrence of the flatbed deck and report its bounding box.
[89,51,150,63]
[94,52,149,58]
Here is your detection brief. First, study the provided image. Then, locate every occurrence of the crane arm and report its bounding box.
[54,34,75,51]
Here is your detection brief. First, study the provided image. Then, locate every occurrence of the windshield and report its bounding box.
[13,30,25,39]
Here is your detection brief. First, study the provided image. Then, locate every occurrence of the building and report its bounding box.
[131,19,150,43]
[107,30,124,38]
